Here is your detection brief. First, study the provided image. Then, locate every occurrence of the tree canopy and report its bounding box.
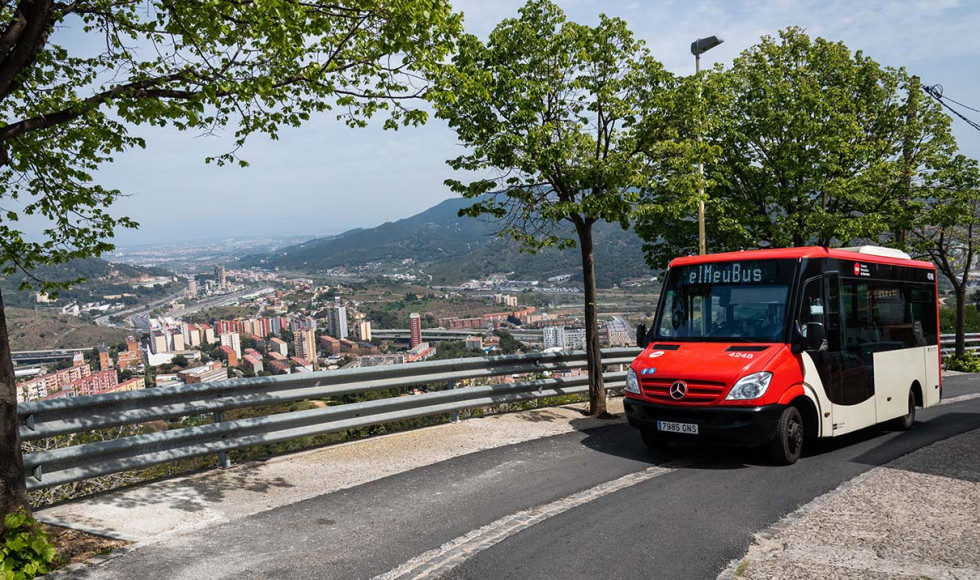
[0,0,461,289]
[636,27,960,268]
[907,153,980,356]
[429,0,686,415]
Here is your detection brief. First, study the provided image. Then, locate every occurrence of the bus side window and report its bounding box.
[842,280,875,348]
[908,285,938,346]
[825,274,842,352]
[661,290,691,337]
[871,282,910,351]
[797,278,824,336]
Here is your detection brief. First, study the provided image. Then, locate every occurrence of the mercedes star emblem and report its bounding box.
[669,381,688,400]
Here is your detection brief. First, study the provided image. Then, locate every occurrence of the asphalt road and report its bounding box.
[67,375,980,580]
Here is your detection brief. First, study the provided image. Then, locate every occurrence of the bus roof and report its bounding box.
[668,246,935,270]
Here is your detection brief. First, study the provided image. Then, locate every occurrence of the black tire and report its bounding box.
[892,389,916,431]
[769,406,804,465]
[640,430,664,451]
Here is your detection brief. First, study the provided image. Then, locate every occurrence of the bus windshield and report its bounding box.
[654,259,797,343]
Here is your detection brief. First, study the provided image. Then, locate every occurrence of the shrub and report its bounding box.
[939,305,980,334]
[945,354,980,373]
[0,510,57,579]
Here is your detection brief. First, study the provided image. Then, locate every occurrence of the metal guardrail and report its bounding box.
[18,348,640,491]
[939,333,980,356]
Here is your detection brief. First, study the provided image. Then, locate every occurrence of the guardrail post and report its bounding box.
[448,381,460,423]
[213,411,231,468]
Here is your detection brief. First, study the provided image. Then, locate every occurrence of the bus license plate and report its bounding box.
[657,421,698,435]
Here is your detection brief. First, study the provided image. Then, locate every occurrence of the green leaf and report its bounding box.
[2,515,24,531]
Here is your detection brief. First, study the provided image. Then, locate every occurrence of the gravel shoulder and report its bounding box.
[720,427,980,580]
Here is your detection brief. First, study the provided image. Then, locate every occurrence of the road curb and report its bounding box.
[717,426,980,579]
[715,468,880,579]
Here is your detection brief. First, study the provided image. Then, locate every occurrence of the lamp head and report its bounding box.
[691,36,724,56]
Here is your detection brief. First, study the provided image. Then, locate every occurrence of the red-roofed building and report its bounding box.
[107,377,146,393]
[63,369,119,397]
[218,345,238,367]
[319,335,340,355]
[215,320,240,335]
[117,349,141,370]
[242,354,264,373]
[198,323,216,344]
[291,357,313,373]
[17,363,93,401]
[178,361,226,384]
[268,359,290,374]
[269,337,288,357]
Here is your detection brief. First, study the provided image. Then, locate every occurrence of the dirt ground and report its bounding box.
[44,523,130,570]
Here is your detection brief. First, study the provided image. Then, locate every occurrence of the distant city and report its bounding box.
[14,262,645,404]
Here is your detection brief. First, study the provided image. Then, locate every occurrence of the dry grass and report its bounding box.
[4,307,130,351]
[43,523,130,569]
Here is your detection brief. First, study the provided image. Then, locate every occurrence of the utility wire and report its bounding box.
[923,84,980,133]
[945,96,980,115]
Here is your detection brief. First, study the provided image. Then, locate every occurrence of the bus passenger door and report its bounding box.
[822,274,845,408]
[827,274,877,433]
[798,276,833,396]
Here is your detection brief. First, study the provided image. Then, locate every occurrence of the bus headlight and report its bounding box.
[726,372,772,400]
[625,367,641,394]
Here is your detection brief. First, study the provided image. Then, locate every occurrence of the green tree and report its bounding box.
[637,27,959,267]
[432,340,484,360]
[0,0,460,522]
[908,155,980,356]
[429,0,681,416]
[492,330,522,355]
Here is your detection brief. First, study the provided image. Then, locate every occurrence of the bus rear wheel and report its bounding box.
[892,389,916,431]
[769,406,804,465]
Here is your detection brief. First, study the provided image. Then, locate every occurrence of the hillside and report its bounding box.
[244,197,654,288]
[0,257,180,308]
[3,307,131,351]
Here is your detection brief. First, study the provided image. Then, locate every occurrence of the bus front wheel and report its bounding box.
[769,406,804,465]
[892,390,916,431]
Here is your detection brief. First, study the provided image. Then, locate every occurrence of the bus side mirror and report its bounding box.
[805,322,827,352]
[636,324,648,348]
[792,322,828,353]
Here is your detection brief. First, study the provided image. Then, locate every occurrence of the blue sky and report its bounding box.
[76,0,980,245]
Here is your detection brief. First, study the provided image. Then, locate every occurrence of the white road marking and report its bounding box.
[373,464,678,580]
[938,393,980,406]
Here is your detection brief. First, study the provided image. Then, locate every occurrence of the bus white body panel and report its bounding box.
[802,346,940,438]
[800,352,833,438]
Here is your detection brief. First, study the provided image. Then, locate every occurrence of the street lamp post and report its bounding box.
[690,35,723,255]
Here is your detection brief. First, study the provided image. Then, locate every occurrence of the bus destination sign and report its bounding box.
[680,261,781,286]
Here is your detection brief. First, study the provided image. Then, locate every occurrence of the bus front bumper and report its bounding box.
[623,397,785,446]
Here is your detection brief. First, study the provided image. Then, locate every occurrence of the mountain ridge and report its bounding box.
[243,196,655,288]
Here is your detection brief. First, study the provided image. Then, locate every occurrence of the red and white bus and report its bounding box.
[624,246,941,464]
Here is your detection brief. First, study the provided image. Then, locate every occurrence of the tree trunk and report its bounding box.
[955,284,966,358]
[0,289,30,524]
[575,219,606,416]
